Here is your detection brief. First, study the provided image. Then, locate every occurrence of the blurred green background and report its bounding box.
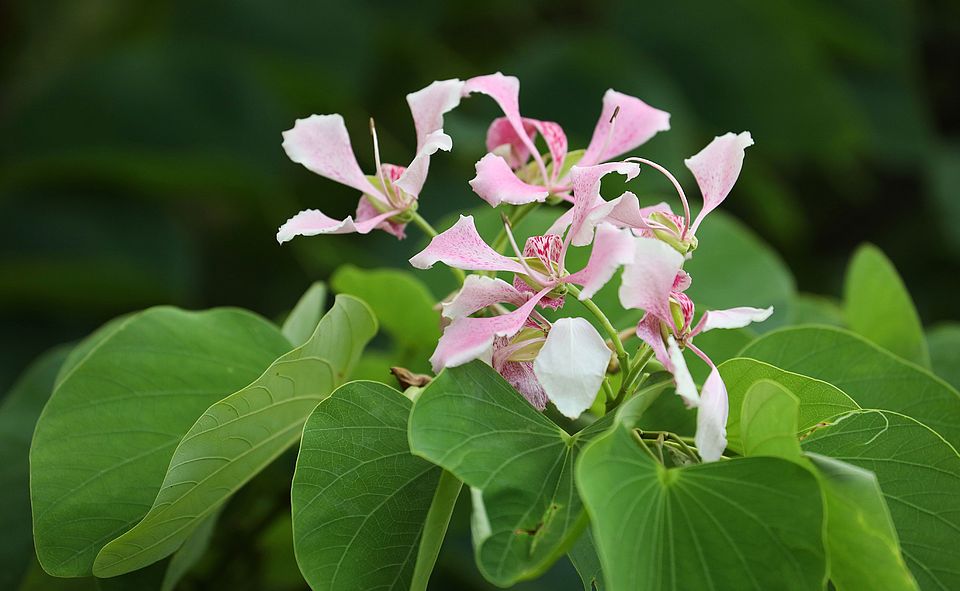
[2,0,958,589]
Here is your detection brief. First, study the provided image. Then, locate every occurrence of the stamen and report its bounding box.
[501,213,551,284]
[369,117,398,208]
[595,105,621,166]
[625,156,692,239]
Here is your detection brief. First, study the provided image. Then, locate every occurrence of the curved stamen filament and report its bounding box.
[369,117,400,209]
[625,156,691,239]
[595,105,621,167]
[501,214,553,285]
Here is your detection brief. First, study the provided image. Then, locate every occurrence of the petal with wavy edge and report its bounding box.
[566,223,636,299]
[276,207,402,243]
[409,215,527,273]
[581,90,671,166]
[567,162,641,248]
[395,129,452,198]
[281,114,385,200]
[694,364,728,462]
[619,237,684,322]
[530,119,568,181]
[429,288,550,372]
[692,306,773,335]
[406,78,464,150]
[442,275,527,320]
[486,117,536,169]
[685,131,754,233]
[464,73,543,172]
[533,317,611,418]
[469,153,549,207]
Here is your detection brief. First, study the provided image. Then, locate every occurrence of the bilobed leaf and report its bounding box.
[802,411,960,591]
[30,307,290,577]
[0,346,70,589]
[93,295,376,577]
[844,244,929,366]
[291,381,451,591]
[927,323,960,391]
[281,281,327,347]
[807,454,918,591]
[742,326,960,448]
[576,420,827,591]
[720,357,860,453]
[407,362,588,586]
[739,379,803,462]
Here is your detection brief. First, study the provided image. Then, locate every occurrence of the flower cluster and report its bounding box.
[278,73,771,461]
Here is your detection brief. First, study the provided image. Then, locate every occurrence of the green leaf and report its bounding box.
[720,357,860,453]
[94,295,376,576]
[802,411,960,591]
[281,281,327,347]
[742,326,960,449]
[407,361,598,586]
[331,265,440,369]
[568,527,604,591]
[291,381,448,591]
[409,469,462,591]
[684,211,796,332]
[159,511,219,591]
[791,293,845,326]
[576,422,827,591]
[740,379,803,462]
[806,454,918,591]
[0,346,71,589]
[927,323,960,391]
[30,307,290,577]
[844,244,929,366]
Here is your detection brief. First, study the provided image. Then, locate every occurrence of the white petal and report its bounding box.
[533,318,611,419]
[694,306,773,334]
[694,366,729,462]
[668,336,699,407]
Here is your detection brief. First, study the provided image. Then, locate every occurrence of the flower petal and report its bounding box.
[409,215,527,273]
[668,336,699,407]
[635,314,671,370]
[530,119,568,181]
[464,73,543,174]
[695,365,729,462]
[486,116,536,169]
[356,197,406,239]
[566,223,636,299]
[469,153,549,207]
[406,78,464,150]
[429,288,550,372]
[685,131,754,233]
[581,90,671,166]
[692,306,773,335]
[533,317,611,418]
[281,114,384,199]
[618,237,685,323]
[395,129,453,198]
[442,275,527,320]
[276,207,402,243]
[567,162,641,247]
[492,342,548,411]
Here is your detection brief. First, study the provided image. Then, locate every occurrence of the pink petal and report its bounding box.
[618,237,685,322]
[406,78,464,150]
[567,162,641,248]
[581,90,671,166]
[469,153,549,207]
[486,117,536,169]
[694,364,729,462]
[281,114,385,200]
[533,317,611,418]
[276,207,402,243]
[692,306,773,336]
[464,73,543,175]
[566,223,636,299]
[429,288,550,372]
[530,119,568,181]
[409,215,526,273]
[395,129,453,198]
[356,197,406,239]
[635,313,671,370]
[492,340,548,410]
[685,131,754,234]
[442,275,527,320]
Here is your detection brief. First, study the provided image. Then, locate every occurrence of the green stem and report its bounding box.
[409,470,462,591]
[620,345,654,397]
[565,284,630,379]
[410,212,466,284]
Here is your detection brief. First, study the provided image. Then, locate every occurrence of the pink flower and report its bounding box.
[462,73,671,208]
[619,237,773,461]
[409,212,636,418]
[276,79,465,243]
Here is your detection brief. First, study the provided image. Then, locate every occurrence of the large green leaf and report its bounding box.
[927,323,960,391]
[802,411,960,591]
[807,454,918,591]
[719,357,860,453]
[741,326,960,448]
[281,281,327,347]
[291,381,453,591]
[843,244,929,366]
[739,380,804,462]
[30,307,290,577]
[408,362,582,586]
[93,295,376,577]
[568,527,604,591]
[576,421,827,591]
[0,346,70,589]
